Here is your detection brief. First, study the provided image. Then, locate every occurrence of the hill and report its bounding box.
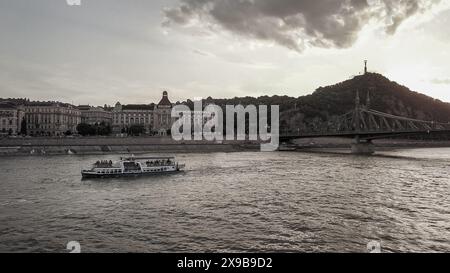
[194,73,450,131]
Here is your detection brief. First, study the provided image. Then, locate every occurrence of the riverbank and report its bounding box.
[0,137,261,156]
[289,137,450,154]
[1,136,450,156]
[292,137,450,149]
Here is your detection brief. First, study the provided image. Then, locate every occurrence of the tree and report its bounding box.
[76,122,113,136]
[97,122,112,136]
[76,123,95,136]
[128,125,145,136]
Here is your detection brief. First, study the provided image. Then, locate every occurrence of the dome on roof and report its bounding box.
[158,91,172,107]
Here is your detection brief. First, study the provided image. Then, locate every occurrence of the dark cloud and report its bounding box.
[163,0,440,51]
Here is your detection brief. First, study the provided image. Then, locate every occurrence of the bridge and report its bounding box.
[280,91,450,154]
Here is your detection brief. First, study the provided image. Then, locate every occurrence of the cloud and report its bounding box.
[192,49,215,57]
[431,78,450,85]
[163,0,440,52]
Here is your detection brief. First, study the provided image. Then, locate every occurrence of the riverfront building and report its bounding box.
[24,101,81,136]
[112,91,174,136]
[78,105,113,125]
[112,102,155,134]
[154,91,174,135]
[1,91,178,137]
[0,102,25,136]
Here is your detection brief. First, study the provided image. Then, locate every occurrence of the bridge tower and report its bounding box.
[354,90,361,131]
[366,90,371,109]
[355,89,360,108]
[351,89,374,154]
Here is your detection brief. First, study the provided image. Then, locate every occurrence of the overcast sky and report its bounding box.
[1,0,450,106]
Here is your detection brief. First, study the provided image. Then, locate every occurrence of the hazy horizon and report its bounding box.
[1,0,450,105]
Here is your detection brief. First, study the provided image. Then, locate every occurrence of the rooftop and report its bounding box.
[158,91,172,106]
[77,105,108,111]
[122,104,155,110]
[0,98,28,106]
[0,102,18,109]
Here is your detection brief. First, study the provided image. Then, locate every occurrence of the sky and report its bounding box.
[0,0,450,106]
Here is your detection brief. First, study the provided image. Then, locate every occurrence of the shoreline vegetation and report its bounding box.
[1,136,450,156]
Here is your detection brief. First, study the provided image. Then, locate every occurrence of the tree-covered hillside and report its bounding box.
[182,73,450,131]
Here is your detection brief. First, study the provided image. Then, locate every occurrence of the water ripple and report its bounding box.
[0,149,449,252]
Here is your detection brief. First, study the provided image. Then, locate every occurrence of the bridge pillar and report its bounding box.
[351,138,374,155]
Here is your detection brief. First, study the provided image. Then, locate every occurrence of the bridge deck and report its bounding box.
[280,129,450,141]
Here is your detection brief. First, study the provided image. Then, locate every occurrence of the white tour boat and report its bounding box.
[81,156,185,179]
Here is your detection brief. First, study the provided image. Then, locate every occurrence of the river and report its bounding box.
[0,148,449,252]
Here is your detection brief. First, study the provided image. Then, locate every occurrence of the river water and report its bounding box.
[0,148,449,253]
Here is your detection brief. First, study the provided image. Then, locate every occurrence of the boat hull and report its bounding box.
[81,169,183,179]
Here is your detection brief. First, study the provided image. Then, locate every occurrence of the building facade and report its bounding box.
[78,105,113,125]
[1,92,178,137]
[112,103,155,134]
[154,91,174,135]
[25,101,81,136]
[112,91,174,136]
[0,102,25,136]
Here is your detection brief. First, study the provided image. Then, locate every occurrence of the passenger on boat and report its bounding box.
[94,160,113,168]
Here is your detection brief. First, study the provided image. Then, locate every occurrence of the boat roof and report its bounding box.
[121,156,175,161]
